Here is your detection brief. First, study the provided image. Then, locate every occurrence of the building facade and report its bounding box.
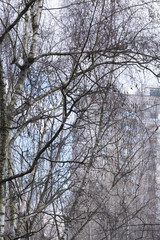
[64,86,160,240]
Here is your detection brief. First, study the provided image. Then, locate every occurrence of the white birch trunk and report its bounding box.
[0,1,44,239]
[0,45,8,240]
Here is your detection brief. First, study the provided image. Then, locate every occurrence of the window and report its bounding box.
[150,89,160,96]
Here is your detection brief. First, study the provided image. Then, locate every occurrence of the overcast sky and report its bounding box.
[46,0,61,8]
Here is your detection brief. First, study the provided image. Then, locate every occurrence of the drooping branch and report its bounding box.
[0,0,38,43]
[0,96,78,184]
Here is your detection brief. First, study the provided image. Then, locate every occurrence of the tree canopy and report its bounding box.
[0,0,160,239]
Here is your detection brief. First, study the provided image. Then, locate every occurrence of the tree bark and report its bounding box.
[0,45,8,240]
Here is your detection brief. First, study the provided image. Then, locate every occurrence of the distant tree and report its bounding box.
[0,0,160,240]
[61,86,157,240]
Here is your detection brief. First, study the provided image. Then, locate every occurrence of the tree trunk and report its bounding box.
[0,45,8,240]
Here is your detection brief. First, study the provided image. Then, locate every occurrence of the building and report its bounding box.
[64,85,160,240]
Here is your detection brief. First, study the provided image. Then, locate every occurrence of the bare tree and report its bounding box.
[61,85,156,240]
[0,0,160,239]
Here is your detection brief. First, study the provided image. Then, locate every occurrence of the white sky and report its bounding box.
[46,0,61,8]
